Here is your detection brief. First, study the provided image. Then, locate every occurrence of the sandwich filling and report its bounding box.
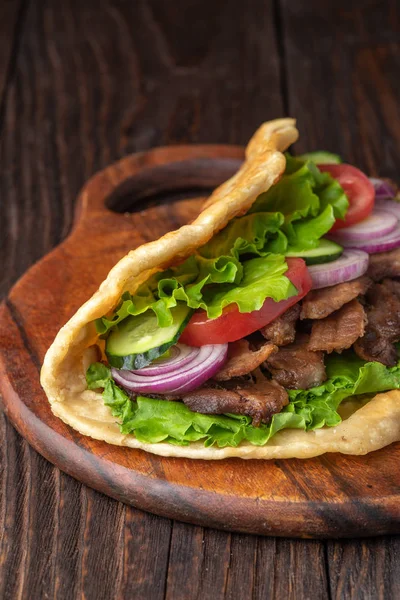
[86,153,400,448]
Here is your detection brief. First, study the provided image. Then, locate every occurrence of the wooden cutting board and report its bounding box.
[1,145,399,538]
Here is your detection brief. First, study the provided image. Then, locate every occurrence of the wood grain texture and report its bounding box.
[282,0,400,176]
[326,537,400,600]
[0,0,25,119]
[1,0,400,598]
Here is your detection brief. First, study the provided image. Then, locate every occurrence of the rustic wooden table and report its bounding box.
[0,1,399,598]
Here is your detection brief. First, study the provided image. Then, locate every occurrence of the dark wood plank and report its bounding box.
[165,523,206,600]
[0,412,31,600]
[196,529,232,598]
[54,474,87,599]
[118,511,172,600]
[281,0,400,176]
[165,527,233,600]
[19,450,60,599]
[165,528,236,599]
[80,490,126,599]
[0,0,25,118]
[165,533,331,599]
[224,534,258,599]
[255,537,330,600]
[272,539,329,600]
[326,537,400,600]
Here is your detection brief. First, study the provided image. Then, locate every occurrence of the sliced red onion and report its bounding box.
[329,209,397,243]
[369,177,396,200]
[338,224,400,254]
[375,199,400,220]
[307,249,369,289]
[112,343,228,394]
[130,344,199,375]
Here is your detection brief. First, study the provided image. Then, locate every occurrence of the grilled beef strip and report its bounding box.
[308,299,367,354]
[381,278,400,297]
[182,375,288,426]
[265,335,326,389]
[354,279,400,366]
[366,248,400,281]
[214,339,277,381]
[260,304,300,346]
[300,276,371,320]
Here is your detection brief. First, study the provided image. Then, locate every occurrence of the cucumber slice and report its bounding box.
[298,151,342,164]
[106,303,192,370]
[286,239,343,265]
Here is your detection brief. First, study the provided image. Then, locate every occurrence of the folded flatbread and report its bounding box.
[41,118,400,459]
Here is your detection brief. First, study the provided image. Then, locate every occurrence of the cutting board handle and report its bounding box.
[75,145,244,222]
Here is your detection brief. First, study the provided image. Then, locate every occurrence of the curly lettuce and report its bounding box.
[86,352,400,448]
[96,154,348,336]
[247,155,348,250]
[96,254,296,334]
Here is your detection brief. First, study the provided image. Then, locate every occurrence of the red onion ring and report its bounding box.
[329,209,397,243]
[307,249,369,289]
[130,344,200,375]
[112,343,228,394]
[369,177,396,200]
[339,224,400,254]
[375,199,400,220]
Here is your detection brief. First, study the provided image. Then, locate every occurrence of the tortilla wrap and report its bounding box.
[41,118,400,459]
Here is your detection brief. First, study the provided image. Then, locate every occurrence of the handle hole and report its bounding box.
[109,187,213,213]
[105,157,242,213]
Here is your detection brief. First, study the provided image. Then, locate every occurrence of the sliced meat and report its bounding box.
[367,248,400,281]
[379,278,400,297]
[354,279,400,366]
[308,299,367,354]
[214,339,277,381]
[265,335,326,389]
[300,276,371,320]
[182,377,288,426]
[260,304,300,345]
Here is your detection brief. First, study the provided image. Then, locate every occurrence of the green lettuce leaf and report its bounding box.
[86,362,111,389]
[96,154,348,336]
[248,155,348,249]
[287,205,335,252]
[96,254,294,334]
[87,352,400,448]
[199,212,287,259]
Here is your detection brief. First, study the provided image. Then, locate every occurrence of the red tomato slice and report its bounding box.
[318,164,375,231]
[179,258,312,346]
